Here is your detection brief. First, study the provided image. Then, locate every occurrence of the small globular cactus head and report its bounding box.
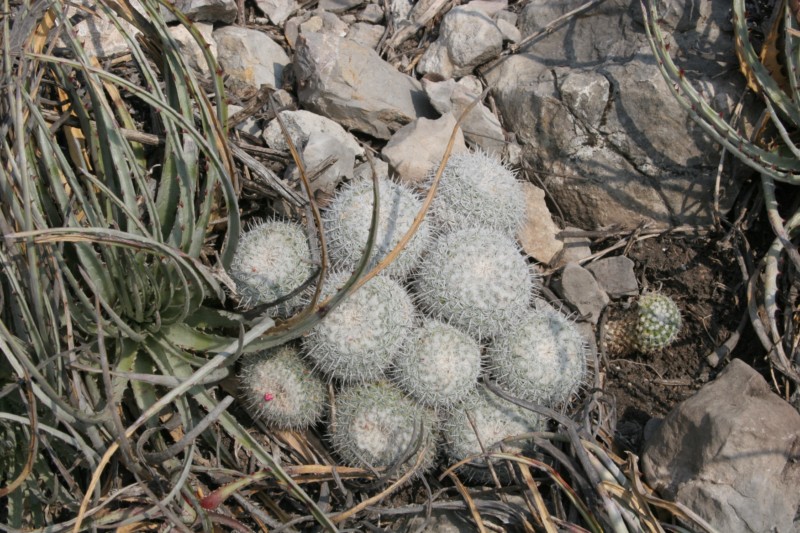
[415,227,538,339]
[303,272,416,383]
[634,292,681,352]
[442,387,544,482]
[239,344,326,430]
[330,382,439,477]
[604,292,681,355]
[322,176,431,280]
[393,319,482,409]
[228,219,314,315]
[427,149,525,237]
[487,303,588,406]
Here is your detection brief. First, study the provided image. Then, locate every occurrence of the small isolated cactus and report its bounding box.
[442,387,544,481]
[604,292,682,355]
[428,149,525,236]
[239,344,326,430]
[323,176,431,279]
[393,319,482,409]
[303,272,415,383]
[415,227,537,339]
[487,304,588,406]
[330,382,439,476]
[228,219,313,315]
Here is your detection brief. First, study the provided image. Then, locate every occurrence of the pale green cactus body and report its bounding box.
[393,319,482,409]
[428,149,525,236]
[303,272,415,383]
[488,304,588,406]
[323,176,431,279]
[228,219,313,315]
[330,382,439,476]
[415,227,537,339]
[634,293,682,352]
[239,344,326,430]
[604,292,682,355]
[442,387,544,481]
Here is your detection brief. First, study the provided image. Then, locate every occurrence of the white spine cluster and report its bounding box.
[442,387,543,481]
[303,272,415,383]
[239,344,326,430]
[488,303,588,406]
[228,219,313,315]
[330,382,439,475]
[428,149,525,236]
[415,227,536,339]
[323,176,431,279]
[393,319,482,409]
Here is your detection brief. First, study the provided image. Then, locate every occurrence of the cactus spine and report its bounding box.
[393,319,482,409]
[323,176,431,279]
[228,219,313,315]
[604,292,682,355]
[415,227,536,339]
[303,272,415,383]
[239,344,326,430]
[330,382,439,476]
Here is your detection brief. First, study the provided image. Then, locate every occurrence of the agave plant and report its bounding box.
[0,0,393,529]
[641,0,800,384]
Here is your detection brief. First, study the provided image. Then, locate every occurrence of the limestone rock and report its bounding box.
[255,0,299,25]
[263,109,364,158]
[423,77,505,154]
[286,132,355,196]
[486,0,746,229]
[418,5,504,79]
[295,32,434,139]
[517,183,562,265]
[213,26,290,90]
[346,22,384,49]
[318,0,364,14]
[553,262,609,324]
[358,3,384,24]
[381,115,468,187]
[168,23,216,79]
[69,2,140,59]
[642,359,800,533]
[586,256,638,298]
[226,105,262,137]
[553,227,592,266]
[171,0,237,23]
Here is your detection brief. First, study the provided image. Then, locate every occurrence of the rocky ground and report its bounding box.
[74,0,800,530]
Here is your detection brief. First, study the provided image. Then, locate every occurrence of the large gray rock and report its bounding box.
[171,0,237,23]
[294,32,434,139]
[168,23,216,79]
[213,26,290,90]
[642,359,800,533]
[262,109,364,158]
[255,0,299,25]
[485,0,745,229]
[417,5,504,79]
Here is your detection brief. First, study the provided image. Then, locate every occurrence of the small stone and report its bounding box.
[353,158,390,183]
[318,0,364,14]
[171,0,237,23]
[255,0,299,25]
[382,114,468,187]
[517,182,562,264]
[553,227,592,266]
[262,109,364,158]
[225,105,262,137]
[358,3,384,23]
[299,11,349,38]
[213,26,290,90]
[286,132,355,196]
[495,17,521,43]
[642,360,800,533]
[553,262,609,324]
[586,256,638,298]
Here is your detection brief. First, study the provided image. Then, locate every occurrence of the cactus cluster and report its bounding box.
[330,381,439,475]
[228,219,314,315]
[604,292,681,355]
[427,149,526,236]
[323,176,431,279]
[415,226,537,339]
[303,271,415,383]
[233,151,593,481]
[239,344,326,430]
